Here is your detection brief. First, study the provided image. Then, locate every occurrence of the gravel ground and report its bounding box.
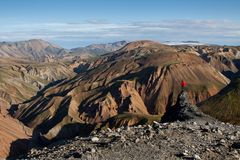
[17,120,240,160]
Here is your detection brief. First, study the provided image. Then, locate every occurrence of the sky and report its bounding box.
[0,0,240,48]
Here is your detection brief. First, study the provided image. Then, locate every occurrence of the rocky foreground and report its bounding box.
[15,90,240,160]
[18,119,240,160]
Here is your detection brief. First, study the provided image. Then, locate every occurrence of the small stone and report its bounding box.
[116,128,121,132]
[234,131,240,136]
[228,135,235,140]
[74,136,80,140]
[91,130,97,135]
[30,149,36,154]
[149,132,154,138]
[126,142,131,146]
[91,148,96,153]
[147,125,153,130]
[100,130,106,134]
[233,150,238,154]
[126,126,131,131]
[178,150,189,156]
[234,154,240,159]
[135,138,140,143]
[193,154,201,160]
[120,136,126,142]
[200,125,210,132]
[91,137,99,142]
[153,121,160,125]
[220,139,226,144]
[152,121,160,129]
[107,128,112,132]
[217,130,223,135]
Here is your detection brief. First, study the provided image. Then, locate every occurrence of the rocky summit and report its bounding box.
[16,91,240,160]
[19,120,240,160]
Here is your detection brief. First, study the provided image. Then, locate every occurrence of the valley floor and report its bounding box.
[18,120,240,160]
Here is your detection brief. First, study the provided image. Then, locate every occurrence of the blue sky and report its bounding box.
[0,0,240,48]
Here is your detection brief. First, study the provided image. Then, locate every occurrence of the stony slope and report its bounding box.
[199,78,240,125]
[18,120,240,160]
[13,40,229,143]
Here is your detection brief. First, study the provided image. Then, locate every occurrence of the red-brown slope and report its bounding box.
[0,112,32,158]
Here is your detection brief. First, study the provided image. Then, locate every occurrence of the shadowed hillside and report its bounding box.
[199,78,240,125]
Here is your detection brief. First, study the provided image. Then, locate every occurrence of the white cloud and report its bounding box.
[0,19,240,47]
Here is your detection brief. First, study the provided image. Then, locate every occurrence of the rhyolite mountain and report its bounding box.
[199,77,240,125]
[0,39,68,61]
[13,40,229,143]
[0,39,128,61]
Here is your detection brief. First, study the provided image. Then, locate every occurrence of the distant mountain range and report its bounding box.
[0,39,128,61]
[70,40,128,57]
[0,39,67,61]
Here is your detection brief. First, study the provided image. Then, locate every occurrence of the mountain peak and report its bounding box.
[0,39,64,61]
[121,40,161,51]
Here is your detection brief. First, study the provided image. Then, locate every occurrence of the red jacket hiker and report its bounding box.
[181,80,187,88]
